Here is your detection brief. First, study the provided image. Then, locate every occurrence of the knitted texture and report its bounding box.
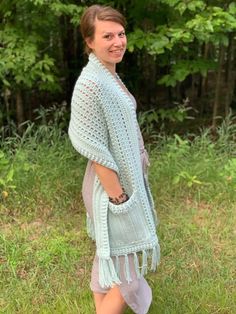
[68,53,160,288]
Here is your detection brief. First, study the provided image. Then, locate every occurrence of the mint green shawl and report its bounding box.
[68,53,160,288]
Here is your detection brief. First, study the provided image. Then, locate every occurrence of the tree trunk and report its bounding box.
[225,33,236,116]
[199,43,210,115]
[197,73,202,99]
[202,43,210,94]
[212,45,225,130]
[3,88,11,126]
[16,89,24,133]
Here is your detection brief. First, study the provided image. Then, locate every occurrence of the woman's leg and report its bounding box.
[93,292,106,313]
[91,256,126,313]
[95,285,127,314]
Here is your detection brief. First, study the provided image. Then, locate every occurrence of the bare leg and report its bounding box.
[96,285,127,314]
[93,292,106,313]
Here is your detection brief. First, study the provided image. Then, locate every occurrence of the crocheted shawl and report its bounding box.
[68,53,160,288]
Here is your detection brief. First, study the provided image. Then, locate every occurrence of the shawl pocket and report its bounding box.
[107,190,151,250]
[108,191,137,215]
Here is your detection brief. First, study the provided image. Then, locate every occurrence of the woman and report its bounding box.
[68,5,160,314]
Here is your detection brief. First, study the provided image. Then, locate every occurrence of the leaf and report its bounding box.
[229,2,236,15]
[173,176,180,185]
[6,166,14,182]
[177,3,187,15]
[0,150,5,159]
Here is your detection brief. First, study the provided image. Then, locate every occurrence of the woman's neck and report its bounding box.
[93,53,116,75]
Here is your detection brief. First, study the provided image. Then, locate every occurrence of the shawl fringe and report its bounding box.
[98,246,160,288]
[99,257,121,288]
[87,211,160,286]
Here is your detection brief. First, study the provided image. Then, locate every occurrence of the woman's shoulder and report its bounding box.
[73,67,103,97]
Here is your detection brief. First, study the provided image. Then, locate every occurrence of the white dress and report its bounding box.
[81,95,153,314]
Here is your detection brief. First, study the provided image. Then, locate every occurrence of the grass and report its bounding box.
[0,118,236,313]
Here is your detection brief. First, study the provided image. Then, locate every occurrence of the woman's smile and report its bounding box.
[86,19,127,74]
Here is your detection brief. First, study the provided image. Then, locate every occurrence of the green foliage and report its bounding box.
[1,0,236,127]
[127,28,171,54]
[149,113,236,202]
[48,0,84,25]
[160,0,206,14]
[127,0,236,87]
[0,148,32,198]
[34,103,69,132]
[172,170,203,187]
[0,105,84,214]
[0,103,71,205]
[0,0,83,92]
[0,150,15,192]
[0,26,57,90]
[138,104,193,141]
[220,158,236,190]
[158,59,217,87]
[185,5,236,44]
[130,1,236,48]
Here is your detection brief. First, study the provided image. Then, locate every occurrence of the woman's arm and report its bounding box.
[93,162,128,203]
[93,161,123,197]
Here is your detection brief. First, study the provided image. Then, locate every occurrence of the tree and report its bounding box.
[126,0,236,126]
[0,0,83,132]
[0,0,236,133]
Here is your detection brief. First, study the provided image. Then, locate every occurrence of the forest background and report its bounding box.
[1,0,236,133]
[0,1,236,313]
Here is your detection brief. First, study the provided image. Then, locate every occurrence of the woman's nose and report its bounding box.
[113,35,123,46]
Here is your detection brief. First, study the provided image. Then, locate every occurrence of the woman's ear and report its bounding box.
[85,37,94,50]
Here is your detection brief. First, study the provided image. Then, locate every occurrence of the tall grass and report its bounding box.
[0,109,235,313]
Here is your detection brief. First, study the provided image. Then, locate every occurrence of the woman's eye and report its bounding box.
[119,32,125,38]
[104,34,112,40]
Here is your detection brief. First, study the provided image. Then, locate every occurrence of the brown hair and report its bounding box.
[80,5,126,54]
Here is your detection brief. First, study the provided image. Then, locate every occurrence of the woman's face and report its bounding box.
[87,19,127,73]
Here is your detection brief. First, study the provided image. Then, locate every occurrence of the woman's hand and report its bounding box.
[108,188,129,205]
[92,161,128,204]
